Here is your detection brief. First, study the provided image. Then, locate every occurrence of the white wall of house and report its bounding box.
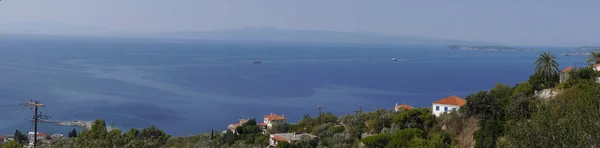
[265,119,286,128]
[431,103,460,117]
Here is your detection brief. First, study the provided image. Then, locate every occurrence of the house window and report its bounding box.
[453,108,457,111]
[444,107,448,112]
[435,106,439,111]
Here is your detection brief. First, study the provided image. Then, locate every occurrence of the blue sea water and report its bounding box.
[0,38,581,136]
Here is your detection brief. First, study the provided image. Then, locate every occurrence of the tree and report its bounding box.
[386,128,425,148]
[534,52,559,81]
[587,51,600,65]
[68,128,78,138]
[1,140,20,148]
[223,130,238,145]
[123,128,139,143]
[489,83,513,106]
[138,126,170,147]
[505,93,535,121]
[292,135,318,148]
[269,123,291,134]
[254,134,269,146]
[426,133,452,148]
[461,91,504,121]
[392,108,436,132]
[277,141,292,148]
[76,119,109,147]
[317,112,339,124]
[512,82,534,96]
[13,130,27,146]
[361,134,390,148]
[474,120,504,148]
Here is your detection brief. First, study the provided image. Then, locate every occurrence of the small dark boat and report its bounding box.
[252,61,263,64]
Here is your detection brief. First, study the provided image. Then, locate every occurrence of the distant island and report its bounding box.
[573,46,600,50]
[448,45,535,52]
[561,46,600,56]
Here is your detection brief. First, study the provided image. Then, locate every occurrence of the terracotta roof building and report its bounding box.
[560,66,579,83]
[394,103,414,111]
[432,96,466,117]
[264,113,286,129]
[227,119,249,133]
[269,133,317,147]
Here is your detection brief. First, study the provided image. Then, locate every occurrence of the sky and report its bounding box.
[0,0,599,46]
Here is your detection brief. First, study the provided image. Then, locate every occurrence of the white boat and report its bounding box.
[392,58,398,61]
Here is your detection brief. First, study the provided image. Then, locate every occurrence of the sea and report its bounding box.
[0,37,584,136]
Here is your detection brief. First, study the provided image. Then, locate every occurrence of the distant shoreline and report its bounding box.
[448,45,537,52]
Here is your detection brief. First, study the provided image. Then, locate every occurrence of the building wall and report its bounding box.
[560,72,569,83]
[265,119,286,128]
[431,103,460,117]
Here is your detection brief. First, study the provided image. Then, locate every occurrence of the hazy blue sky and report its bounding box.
[0,0,599,45]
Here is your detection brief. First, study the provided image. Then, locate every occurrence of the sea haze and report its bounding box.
[0,37,579,136]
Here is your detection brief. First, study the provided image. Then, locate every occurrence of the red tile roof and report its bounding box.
[595,64,600,67]
[258,123,268,127]
[395,104,414,110]
[433,96,466,106]
[228,123,242,130]
[0,136,5,139]
[271,135,288,142]
[560,67,573,73]
[265,113,286,121]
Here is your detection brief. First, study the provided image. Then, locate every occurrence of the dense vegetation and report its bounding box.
[2,52,600,148]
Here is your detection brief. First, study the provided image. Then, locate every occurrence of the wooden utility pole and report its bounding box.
[317,105,322,125]
[353,104,363,120]
[22,100,47,148]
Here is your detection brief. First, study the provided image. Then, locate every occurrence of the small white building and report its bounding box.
[27,132,47,141]
[269,133,317,147]
[594,64,600,71]
[264,113,286,129]
[27,132,48,146]
[431,96,466,117]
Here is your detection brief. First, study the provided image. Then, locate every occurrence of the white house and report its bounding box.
[27,132,47,141]
[431,96,466,117]
[594,64,600,71]
[269,133,317,147]
[394,103,414,112]
[264,113,286,129]
[27,132,48,145]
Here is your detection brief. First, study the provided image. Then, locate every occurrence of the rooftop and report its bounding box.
[433,96,466,106]
[265,113,286,121]
[395,103,414,110]
[27,132,47,137]
[227,119,249,130]
[560,67,573,73]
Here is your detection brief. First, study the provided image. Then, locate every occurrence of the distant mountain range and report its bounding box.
[0,22,122,36]
[146,27,492,45]
[0,22,491,45]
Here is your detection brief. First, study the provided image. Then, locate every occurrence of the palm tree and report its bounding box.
[587,51,600,65]
[535,52,559,81]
